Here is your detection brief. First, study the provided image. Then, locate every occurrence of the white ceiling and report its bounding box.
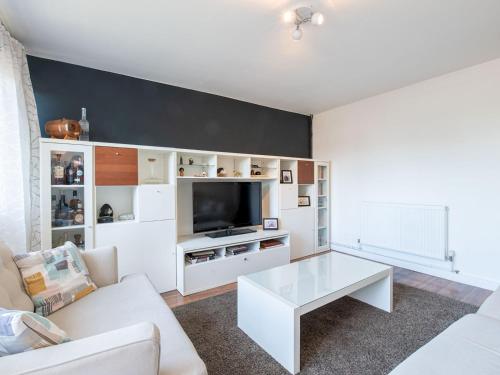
[1,0,500,114]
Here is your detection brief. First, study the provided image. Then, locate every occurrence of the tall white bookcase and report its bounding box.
[316,161,330,251]
[40,138,330,294]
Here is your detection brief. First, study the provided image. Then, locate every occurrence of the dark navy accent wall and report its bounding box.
[28,56,311,158]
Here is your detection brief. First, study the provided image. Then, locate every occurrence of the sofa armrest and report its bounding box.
[81,246,118,287]
[0,322,160,375]
[477,287,500,320]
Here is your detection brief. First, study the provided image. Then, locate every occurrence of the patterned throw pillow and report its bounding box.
[0,308,70,356]
[14,242,97,316]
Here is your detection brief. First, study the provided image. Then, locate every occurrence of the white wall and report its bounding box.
[313,58,500,289]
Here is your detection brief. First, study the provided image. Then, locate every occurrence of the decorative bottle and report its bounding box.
[53,154,65,185]
[65,159,75,185]
[79,108,90,141]
[51,195,57,225]
[69,191,84,225]
[73,155,84,184]
[57,195,70,222]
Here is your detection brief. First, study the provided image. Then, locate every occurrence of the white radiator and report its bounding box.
[361,202,448,261]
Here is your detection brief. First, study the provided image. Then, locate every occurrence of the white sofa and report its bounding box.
[390,287,500,374]
[0,242,207,375]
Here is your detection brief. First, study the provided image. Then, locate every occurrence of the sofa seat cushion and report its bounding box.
[478,287,500,320]
[390,314,500,374]
[48,274,206,375]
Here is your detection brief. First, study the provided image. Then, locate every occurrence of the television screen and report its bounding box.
[193,182,262,233]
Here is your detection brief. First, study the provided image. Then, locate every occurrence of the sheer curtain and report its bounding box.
[0,21,41,253]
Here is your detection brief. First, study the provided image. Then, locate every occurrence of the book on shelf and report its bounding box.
[185,254,216,264]
[189,250,216,258]
[260,239,283,249]
[226,244,249,255]
[185,250,217,264]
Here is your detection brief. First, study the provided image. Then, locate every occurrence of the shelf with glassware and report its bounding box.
[40,141,94,250]
[316,162,330,251]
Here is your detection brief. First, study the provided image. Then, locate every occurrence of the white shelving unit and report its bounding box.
[316,162,330,251]
[40,138,330,295]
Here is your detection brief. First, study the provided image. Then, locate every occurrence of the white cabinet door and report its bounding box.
[95,220,176,292]
[184,255,242,294]
[242,246,290,273]
[280,208,315,260]
[40,141,94,250]
[135,184,175,222]
[279,184,298,210]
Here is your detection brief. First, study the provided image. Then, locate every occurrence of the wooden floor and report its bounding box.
[163,251,492,309]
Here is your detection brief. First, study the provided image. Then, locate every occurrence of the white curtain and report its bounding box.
[0,21,41,253]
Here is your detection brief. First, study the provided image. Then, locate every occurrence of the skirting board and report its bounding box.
[332,242,499,291]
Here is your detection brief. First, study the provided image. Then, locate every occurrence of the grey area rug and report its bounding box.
[173,283,476,375]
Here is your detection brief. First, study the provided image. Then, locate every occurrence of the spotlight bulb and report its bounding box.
[291,26,303,41]
[283,10,295,24]
[311,12,324,26]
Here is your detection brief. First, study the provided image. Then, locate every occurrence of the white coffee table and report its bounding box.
[237,251,393,374]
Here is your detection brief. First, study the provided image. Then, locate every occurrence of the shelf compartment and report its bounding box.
[138,149,172,185]
[177,153,217,177]
[280,159,297,184]
[251,158,278,178]
[184,247,225,267]
[217,156,251,178]
[96,186,136,223]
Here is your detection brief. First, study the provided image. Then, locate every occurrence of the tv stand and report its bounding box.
[177,229,290,295]
[205,228,257,238]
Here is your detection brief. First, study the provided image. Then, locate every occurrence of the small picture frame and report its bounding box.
[281,170,293,184]
[298,196,311,207]
[263,217,279,230]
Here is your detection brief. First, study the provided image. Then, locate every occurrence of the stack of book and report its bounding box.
[226,244,249,256]
[260,239,283,250]
[185,250,216,264]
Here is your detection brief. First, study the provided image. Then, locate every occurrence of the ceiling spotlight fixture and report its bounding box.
[284,6,324,41]
[311,12,324,26]
[283,10,295,24]
[291,25,303,41]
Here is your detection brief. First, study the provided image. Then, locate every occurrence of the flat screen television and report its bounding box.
[193,182,262,234]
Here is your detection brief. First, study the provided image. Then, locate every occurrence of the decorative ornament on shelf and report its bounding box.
[45,118,81,139]
[179,167,185,176]
[188,158,194,165]
[283,6,324,41]
[144,158,162,184]
[97,203,114,223]
[234,170,242,177]
[217,167,227,177]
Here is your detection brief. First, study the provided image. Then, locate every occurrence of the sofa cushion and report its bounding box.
[390,314,500,374]
[49,274,207,375]
[0,241,33,312]
[14,242,97,316]
[0,308,70,356]
[478,287,500,320]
